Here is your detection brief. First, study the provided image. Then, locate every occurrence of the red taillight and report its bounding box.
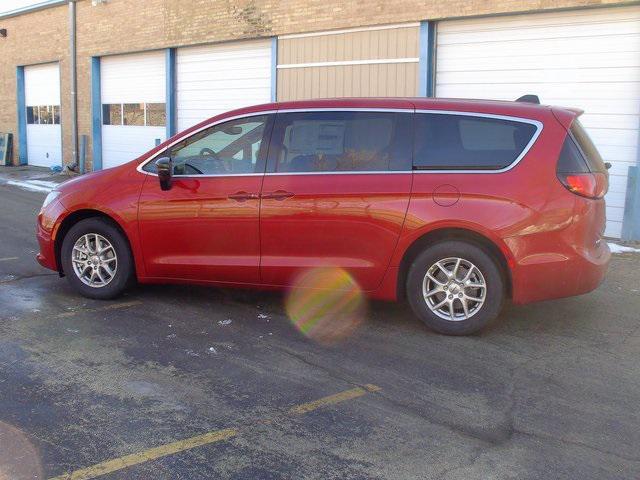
[558,172,608,199]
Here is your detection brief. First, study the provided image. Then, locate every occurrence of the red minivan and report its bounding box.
[36,97,610,335]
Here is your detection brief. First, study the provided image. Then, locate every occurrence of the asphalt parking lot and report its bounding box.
[1,170,639,480]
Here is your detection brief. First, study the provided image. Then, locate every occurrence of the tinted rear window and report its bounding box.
[413,113,538,170]
[556,135,589,174]
[569,119,607,173]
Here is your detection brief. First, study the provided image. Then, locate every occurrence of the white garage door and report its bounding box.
[436,6,640,238]
[101,51,166,169]
[25,63,62,168]
[177,39,272,131]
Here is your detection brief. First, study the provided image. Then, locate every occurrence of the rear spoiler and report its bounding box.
[515,94,540,104]
[552,105,584,130]
[563,107,584,117]
[516,94,585,119]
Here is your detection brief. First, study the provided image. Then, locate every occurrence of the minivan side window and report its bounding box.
[143,114,270,175]
[413,113,538,170]
[268,111,412,173]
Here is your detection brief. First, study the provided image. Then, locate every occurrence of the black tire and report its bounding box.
[406,240,505,335]
[60,217,134,300]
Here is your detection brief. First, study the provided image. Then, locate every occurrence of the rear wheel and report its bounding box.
[61,218,133,299]
[406,241,505,335]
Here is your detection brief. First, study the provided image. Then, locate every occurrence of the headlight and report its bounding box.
[42,190,60,210]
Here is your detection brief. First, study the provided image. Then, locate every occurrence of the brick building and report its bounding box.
[0,0,638,239]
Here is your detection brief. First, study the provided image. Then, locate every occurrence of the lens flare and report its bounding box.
[285,267,366,345]
[0,421,43,479]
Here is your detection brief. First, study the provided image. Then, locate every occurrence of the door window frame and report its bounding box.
[137,108,543,177]
[265,109,414,175]
[137,111,276,178]
[412,110,543,174]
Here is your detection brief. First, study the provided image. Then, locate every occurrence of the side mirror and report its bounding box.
[156,157,173,191]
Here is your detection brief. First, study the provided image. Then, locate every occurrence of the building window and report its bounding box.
[102,103,166,127]
[102,104,122,126]
[146,103,166,127]
[26,106,39,124]
[123,103,145,126]
[26,105,60,125]
[39,105,53,125]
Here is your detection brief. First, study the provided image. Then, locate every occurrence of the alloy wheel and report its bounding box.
[422,257,487,321]
[71,233,118,288]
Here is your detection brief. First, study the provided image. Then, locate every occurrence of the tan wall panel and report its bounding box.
[279,25,420,64]
[278,63,418,101]
[277,24,420,101]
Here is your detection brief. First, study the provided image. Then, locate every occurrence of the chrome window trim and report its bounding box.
[412,109,543,174]
[273,107,414,114]
[136,107,542,177]
[264,170,411,176]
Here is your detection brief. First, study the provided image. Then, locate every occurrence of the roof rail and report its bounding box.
[516,94,540,104]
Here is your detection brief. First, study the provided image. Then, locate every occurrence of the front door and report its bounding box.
[259,110,413,291]
[138,113,273,284]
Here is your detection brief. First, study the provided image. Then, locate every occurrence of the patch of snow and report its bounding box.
[218,319,232,326]
[26,179,60,189]
[6,180,54,193]
[608,242,640,254]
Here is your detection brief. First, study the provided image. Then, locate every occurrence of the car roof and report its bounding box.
[173,96,577,145]
[228,96,560,120]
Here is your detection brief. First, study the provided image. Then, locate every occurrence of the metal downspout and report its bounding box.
[69,0,79,170]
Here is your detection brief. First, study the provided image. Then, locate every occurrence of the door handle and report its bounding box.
[261,190,294,201]
[228,191,259,202]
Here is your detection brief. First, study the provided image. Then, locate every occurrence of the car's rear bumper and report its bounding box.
[510,238,610,305]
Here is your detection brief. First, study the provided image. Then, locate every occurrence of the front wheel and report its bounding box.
[61,218,134,300]
[406,241,505,335]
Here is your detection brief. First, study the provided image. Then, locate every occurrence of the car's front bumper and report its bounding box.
[36,199,68,272]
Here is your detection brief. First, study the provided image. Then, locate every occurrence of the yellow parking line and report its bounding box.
[48,429,238,480]
[0,256,19,262]
[289,384,381,415]
[48,384,381,480]
[54,301,142,319]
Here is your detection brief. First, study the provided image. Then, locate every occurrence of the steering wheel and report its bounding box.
[199,147,220,159]
[198,148,232,173]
